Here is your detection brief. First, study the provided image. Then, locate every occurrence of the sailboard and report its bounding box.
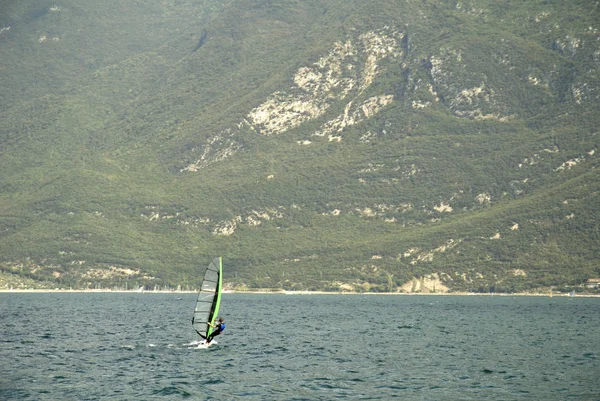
[192,257,223,342]
[197,340,217,348]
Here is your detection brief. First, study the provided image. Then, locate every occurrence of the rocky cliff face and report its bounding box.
[182,27,403,171]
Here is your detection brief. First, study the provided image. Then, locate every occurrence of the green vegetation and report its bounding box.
[0,0,598,292]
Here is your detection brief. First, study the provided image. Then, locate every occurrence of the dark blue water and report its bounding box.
[1,293,598,400]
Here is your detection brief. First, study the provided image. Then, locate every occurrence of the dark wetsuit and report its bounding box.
[206,323,225,343]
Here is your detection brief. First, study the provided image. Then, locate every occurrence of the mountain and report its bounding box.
[0,0,598,293]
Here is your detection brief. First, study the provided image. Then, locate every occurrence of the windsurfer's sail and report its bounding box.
[192,257,223,339]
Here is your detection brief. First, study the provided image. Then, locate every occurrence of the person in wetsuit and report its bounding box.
[206,317,225,344]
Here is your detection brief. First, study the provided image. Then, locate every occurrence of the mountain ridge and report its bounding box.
[0,0,598,293]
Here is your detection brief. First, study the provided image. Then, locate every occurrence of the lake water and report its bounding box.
[1,293,598,400]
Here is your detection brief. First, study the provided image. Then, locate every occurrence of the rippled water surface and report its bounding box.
[1,293,599,400]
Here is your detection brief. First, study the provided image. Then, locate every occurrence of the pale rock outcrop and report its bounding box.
[248,29,400,137]
[428,48,513,121]
[475,193,491,204]
[212,216,242,236]
[434,202,453,213]
[314,95,394,138]
[406,239,461,265]
[183,28,402,171]
[181,131,241,172]
[400,273,449,293]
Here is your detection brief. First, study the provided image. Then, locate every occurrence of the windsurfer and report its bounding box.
[206,317,226,344]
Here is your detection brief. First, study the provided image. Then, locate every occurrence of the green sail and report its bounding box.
[192,257,223,339]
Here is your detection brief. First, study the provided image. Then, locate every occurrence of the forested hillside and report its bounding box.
[1,0,598,292]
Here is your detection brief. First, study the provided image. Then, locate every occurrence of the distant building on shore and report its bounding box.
[585,278,600,289]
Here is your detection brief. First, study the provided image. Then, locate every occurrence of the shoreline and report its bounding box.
[1,288,598,297]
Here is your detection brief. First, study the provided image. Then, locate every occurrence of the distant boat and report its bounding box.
[191,257,223,341]
[569,290,575,297]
